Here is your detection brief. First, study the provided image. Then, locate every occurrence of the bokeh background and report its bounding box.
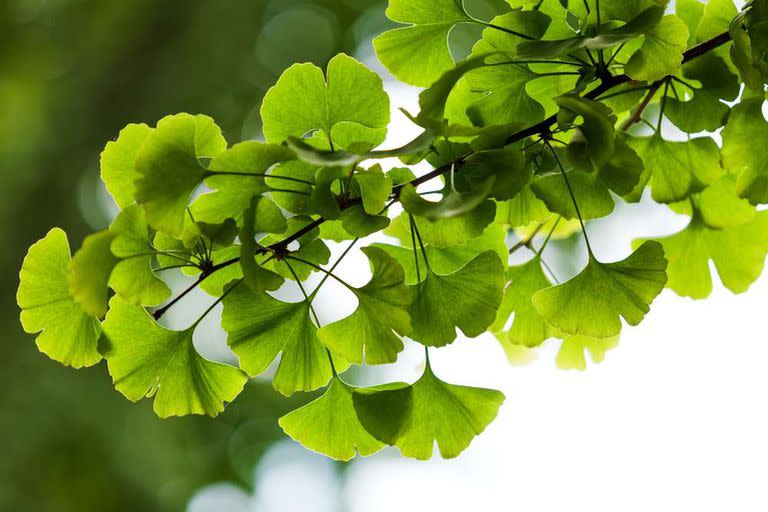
[3,1,768,511]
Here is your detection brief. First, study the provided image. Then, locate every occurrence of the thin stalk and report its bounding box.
[205,171,314,186]
[545,140,593,256]
[287,255,356,292]
[191,279,242,328]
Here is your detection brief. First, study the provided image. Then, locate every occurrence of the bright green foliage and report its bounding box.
[221,284,344,396]
[108,205,171,306]
[17,0,768,462]
[18,228,102,368]
[279,377,384,461]
[624,15,689,81]
[69,230,118,318]
[100,123,152,209]
[134,113,227,237]
[102,297,247,418]
[722,97,768,204]
[260,53,389,150]
[491,255,555,348]
[533,242,668,338]
[408,251,505,346]
[353,362,504,460]
[637,210,768,299]
[318,247,412,364]
[556,335,619,371]
[629,136,723,204]
[191,142,295,226]
[373,0,473,87]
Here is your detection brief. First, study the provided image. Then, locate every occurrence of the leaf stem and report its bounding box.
[287,255,357,292]
[545,140,593,256]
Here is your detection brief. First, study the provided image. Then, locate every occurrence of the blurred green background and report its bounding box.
[0,0,515,510]
[0,1,389,510]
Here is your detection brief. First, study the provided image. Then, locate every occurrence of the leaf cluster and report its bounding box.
[17,0,768,461]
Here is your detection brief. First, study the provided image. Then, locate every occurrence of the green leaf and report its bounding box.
[531,169,615,220]
[69,230,118,318]
[374,223,508,285]
[353,363,504,460]
[190,141,295,226]
[261,53,389,149]
[100,123,152,209]
[340,204,391,237]
[556,335,619,371]
[318,247,412,364]
[517,6,664,59]
[494,186,551,228]
[134,113,227,237]
[722,97,768,204]
[221,284,344,396]
[408,251,505,347]
[279,377,384,461]
[373,0,473,87]
[102,297,247,418]
[353,165,393,215]
[464,63,545,129]
[268,160,317,215]
[393,201,497,248]
[17,228,103,368]
[628,135,723,204]
[471,10,551,58]
[637,211,768,299]
[555,94,616,172]
[532,241,668,338]
[107,205,172,306]
[458,145,530,201]
[239,197,285,293]
[400,180,493,220]
[665,54,740,133]
[624,15,689,81]
[491,254,555,348]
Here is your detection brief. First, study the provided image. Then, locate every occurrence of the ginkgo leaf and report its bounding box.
[353,363,505,460]
[373,0,473,87]
[494,185,551,228]
[470,10,551,58]
[532,241,668,338]
[261,53,389,149]
[190,141,295,226]
[517,6,664,59]
[68,230,118,318]
[624,15,689,81]
[221,284,345,396]
[318,247,412,364]
[374,223,508,285]
[108,205,171,306]
[555,94,616,172]
[665,54,739,133]
[17,228,103,368]
[239,197,285,293]
[722,97,768,204]
[628,135,723,204]
[464,63,545,129]
[101,297,247,418]
[408,251,505,347]
[637,211,768,299]
[100,123,152,209]
[279,377,384,461]
[353,166,393,215]
[399,180,493,220]
[134,113,227,236]
[556,335,619,371]
[393,201,497,248]
[531,168,615,220]
[491,254,555,348]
